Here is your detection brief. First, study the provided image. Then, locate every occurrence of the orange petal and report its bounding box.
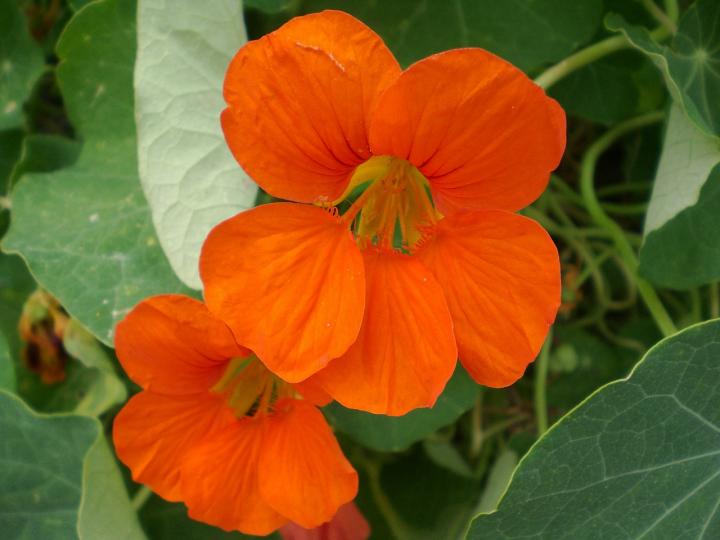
[181,417,287,535]
[313,249,457,416]
[369,48,566,214]
[279,502,370,540]
[113,390,235,502]
[258,399,358,529]
[200,203,365,383]
[417,210,560,387]
[114,295,247,395]
[223,10,401,203]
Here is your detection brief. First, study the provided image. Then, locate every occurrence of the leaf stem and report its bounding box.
[131,485,152,511]
[363,459,414,540]
[534,21,672,90]
[579,111,677,337]
[469,391,484,458]
[534,329,553,436]
[664,0,680,24]
[642,0,677,34]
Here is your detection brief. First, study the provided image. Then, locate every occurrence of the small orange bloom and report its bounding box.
[202,11,564,415]
[112,295,357,535]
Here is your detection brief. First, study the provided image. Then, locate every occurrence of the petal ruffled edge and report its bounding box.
[181,417,288,535]
[113,390,236,502]
[369,48,566,214]
[313,249,457,415]
[417,210,560,386]
[258,399,358,528]
[223,10,401,203]
[114,295,248,395]
[200,203,365,383]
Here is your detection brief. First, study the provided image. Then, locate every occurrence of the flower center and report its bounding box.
[211,355,293,418]
[337,156,438,251]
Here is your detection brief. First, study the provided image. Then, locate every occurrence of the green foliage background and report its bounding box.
[1,0,719,538]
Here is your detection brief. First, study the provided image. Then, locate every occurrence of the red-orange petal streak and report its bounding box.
[314,249,457,416]
[114,295,247,395]
[223,10,401,203]
[258,399,358,529]
[181,418,287,535]
[200,203,365,383]
[113,391,235,502]
[417,210,561,387]
[369,48,566,214]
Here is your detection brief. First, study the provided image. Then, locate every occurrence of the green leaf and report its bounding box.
[549,57,639,125]
[0,129,23,236]
[639,105,720,288]
[547,325,635,410]
[68,0,93,11]
[358,448,482,540]
[0,254,34,359]
[0,391,98,539]
[0,129,23,191]
[140,495,270,540]
[3,0,190,346]
[475,450,518,515]
[423,439,474,478]
[78,435,146,540]
[0,331,14,391]
[606,0,720,137]
[467,318,720,539]
[245,0,293,13]
[324,365,479,452]
[0,0,45,130]
[0,391,145,540]
[301,0,604,71]
[62,318,126,417]
[549,52,664,125]
[8,134,81,189]
[135,0,257,288]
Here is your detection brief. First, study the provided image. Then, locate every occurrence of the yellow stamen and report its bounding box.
[212,355,291,418]
[339,156,438,251]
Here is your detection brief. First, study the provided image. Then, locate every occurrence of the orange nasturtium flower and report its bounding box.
[201,11,565,415]
[112,295,357,535]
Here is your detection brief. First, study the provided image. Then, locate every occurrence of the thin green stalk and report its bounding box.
[534,330,553,436]
[131,485,152,511]
[603,251,639,311]
[534,34,628,89]
[363,459,414,540]
[535,22,671,90]
[480,414,528,443]
[579,112,677,337]
[597,182,651,197]
[690,288,702,323]
[664,0,680,24]
[601,201,648,215]
[642,0,677,34]
[574,247,613,289]
[469,391,484,458]
[597,319,647,354]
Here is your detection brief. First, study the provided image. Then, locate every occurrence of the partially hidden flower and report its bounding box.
[19,289,69,384]
[202,10,565,415]
[112,294,357,535]
[280,501,370,540]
